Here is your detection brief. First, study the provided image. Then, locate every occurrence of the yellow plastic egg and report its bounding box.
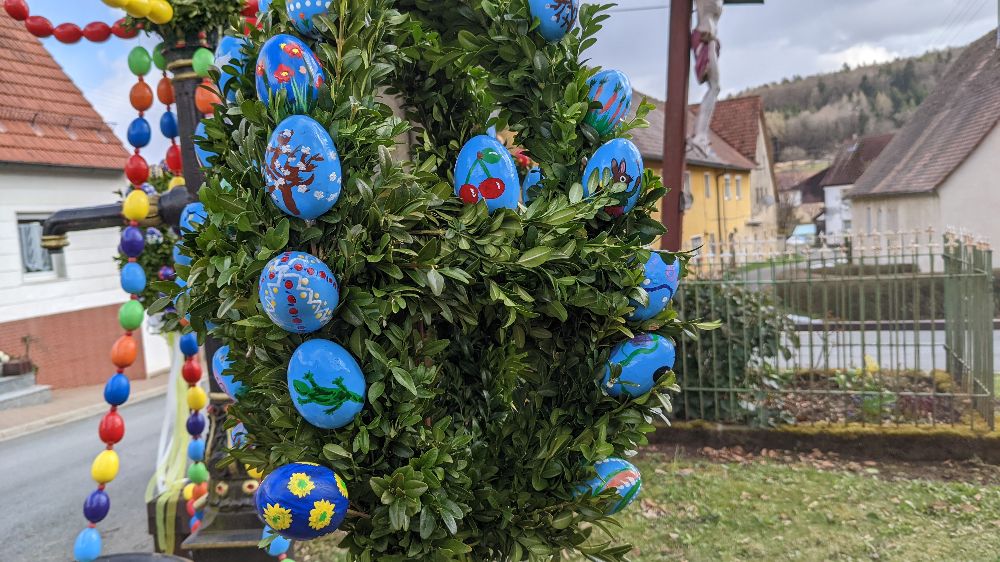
[147,1,174,24]
[168,176,186,189]
[102,0,129,7]
[245,465,263,480]
[187,386,208,411]
[182,482,195,501]
[91,450,120,484]
[125,0,152,18]
[123,190,150,221]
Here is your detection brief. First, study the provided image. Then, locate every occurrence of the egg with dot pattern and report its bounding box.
[258,251,338,333]
[255,462,349,540]
[285,0,332,36]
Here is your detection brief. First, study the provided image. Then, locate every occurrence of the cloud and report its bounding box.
[818,44,900,72]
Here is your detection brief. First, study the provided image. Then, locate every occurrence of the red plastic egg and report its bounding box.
[182,358,202,384]
[24,15,53,37]
[99,411,125,444]
[3,0,28,21]
[194,79,221,114]
[130,81,154,112]
[111,18,137,39]
[125,154,150,186]
[53,22,82,43]
[82,21,111,42]
[165,144,182,174]
[157,77,175,105]
[191,482,209,500]
[111,335,138,368]
[241,0,258,16]
[186,498,196,517]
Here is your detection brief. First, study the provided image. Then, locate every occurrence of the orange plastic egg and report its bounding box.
[129,81,153,112]
[157,77,174,105]
[194,79,221,114]
[111,335,138,368]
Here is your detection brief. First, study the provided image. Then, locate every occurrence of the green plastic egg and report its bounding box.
[128,46,152,76]
[152,43,166,71]
[188,462,209,484]
[118,300,144,331]
[192,48,215,77]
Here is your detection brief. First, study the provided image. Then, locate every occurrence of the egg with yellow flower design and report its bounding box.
[255,462,349,540]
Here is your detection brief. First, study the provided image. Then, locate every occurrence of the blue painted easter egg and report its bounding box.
[121,262,146,295]
[259,0,272,13]
[521,166,543,203]
[127,117,151,148]
[215,35,247,103]
[263,527,291,555]
[180,202,207,233]
[120,225,145,257]
[262,115,342,220]
[584,69,632,135]
[255,462,350,540]
[528,0,580,42]
[104,373,130,406]
[194,121,216,168]
[628,252,681,322]
[188,439,205,461]
[160,110,178,138]
[288,339,366,429]
[173,242,191,267]
[454,135,519,212]
[255,34,326,113]
[601,333,675,397]
[73,526,102,562]
[230,422,248,448]
[211,345,245,400]
[258,251,339,333]
[578,457,642,514]
[179,332,199,356]
[83,489,110,523]
[582,138,643,216]
[286,0,331,36]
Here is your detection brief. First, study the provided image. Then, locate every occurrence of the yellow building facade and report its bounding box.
[680,163,753,252]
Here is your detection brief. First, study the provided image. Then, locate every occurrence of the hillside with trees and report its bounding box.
[739,48,960,162]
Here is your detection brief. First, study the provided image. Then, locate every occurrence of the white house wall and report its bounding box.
[936,124,1000,244]
[750,126,778,239]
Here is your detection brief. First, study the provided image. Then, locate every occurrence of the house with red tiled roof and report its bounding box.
[817,133,893,236]
[848,31,1000,241]
[0,15,150,397]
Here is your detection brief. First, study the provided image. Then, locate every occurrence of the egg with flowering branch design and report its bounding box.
[262,115,342,220]
[258,251,339,333]
[454,135,519,212]
[528,0,580,42]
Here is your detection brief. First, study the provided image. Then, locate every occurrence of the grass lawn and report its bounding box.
[299,447,1000,561]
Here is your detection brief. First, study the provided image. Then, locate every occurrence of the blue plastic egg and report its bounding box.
[628,252,681,322]
[188,439,205,461]
[194,121,216,168]
[215,35,247,103]
[601,333,675,397]
[173,242,192,267]
[180,202,207,234]
[288,339,366,429]
[582,138,643,216]
[263,527,292,555]
[258,251,339,333]
[286,0,331,36]
[83,489,111,523]
[120,225,145,257]
[528,0,580,42]
[179,332,199,356]
[73,526,102,562]
[262,115,342,220]
[160,110,178,138]
[577,457,642,514]
[211,345,245,400]
[121,262,146,295]
[255,462,350,540]
[104,373,131,406]
[521,166,543,203]
[127,116,151,148]
[454,135,520,212]
[584,69,632,135]
[255,34,326,113]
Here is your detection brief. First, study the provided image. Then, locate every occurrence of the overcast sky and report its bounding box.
[30,0,999,159]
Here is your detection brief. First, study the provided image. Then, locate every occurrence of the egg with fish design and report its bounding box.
[528,0,580,42]
[600,333,675,397]
[454,135,519,212]
[255,462,350,540]
[582,138,643,216]
[215,35,248,104]
[584,69,632,135]
[211,345,245,401]
[628,252,681,322]
[262,115,342,220]
[285,0,332,36]
[255,34,326,113]
[576,457,642,514]
[258,251,339,333]
[288,339,366,429]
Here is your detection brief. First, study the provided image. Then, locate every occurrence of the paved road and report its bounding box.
[0,395,164,562]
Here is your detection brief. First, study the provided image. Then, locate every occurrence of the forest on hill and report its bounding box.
[739,47,960,162]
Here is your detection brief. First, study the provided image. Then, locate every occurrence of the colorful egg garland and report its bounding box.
[454,135,520,212]
[255,462,350,540]
[584,69,632,136]
[258,251,339,333]
[577,457,642,514]
[601,333,676,398]
[262,115,343,219]
[581,138,644,216]
[3,1,139,42]
[178,332,210,535]
[287,339,366,429]
[628,252,681,322]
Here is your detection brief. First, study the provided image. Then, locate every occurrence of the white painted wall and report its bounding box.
[749,125,779,239]
[936,124,1000,245]
[824,184,853,236]
[852,194,940,235]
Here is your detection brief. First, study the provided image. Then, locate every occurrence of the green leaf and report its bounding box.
[480,148,501,164]
[323,444,350,459]
[517,246,554,268]
[426,268,445,296]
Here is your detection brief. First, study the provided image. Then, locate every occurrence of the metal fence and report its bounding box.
[675,230,996,430]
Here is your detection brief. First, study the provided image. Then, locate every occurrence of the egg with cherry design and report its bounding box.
[628,252,681,322]
[258,251,339,334]
[255,462,350,540]
[600,333,675,398]
[453,135,519,212]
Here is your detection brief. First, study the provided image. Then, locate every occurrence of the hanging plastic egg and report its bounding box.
[73,527,102,562]
[584,69,632,136]
[147,0,174,24]
[111,334,138,368]
[192,47,215,77]
[255,462,350,540]
[521,166,543,203]
[528,0,580,42]
[180,202,207,233]
[126,117,151,149]
[600,333,675,398]
[179,331,199,356]
[118,299,144,331]
[165,144,183,174]
[189,439,206,461]
[581,138,643,216]
[127,46,151,76]
[195,78,222,114]
[120,226,145,257]
[160,111,178,138]
[258,251,339,333]
[255,34,325,113]
[104,373,131,406]
[287,339,366,429]
[215,35,248,103]
[158,265,175,281]
[125,154,150,186]
[121,262,147,295]
[211,345,245,400]
[157,76,175,105]
[454,135,519,212]
[262,115,342,220]
[193,121,216,168]
[83,489,111,523]
[628,252,681,322]
[129,81,153,111]
[286,0,331,36]
[123,189,150,222]
[576,457,642,514]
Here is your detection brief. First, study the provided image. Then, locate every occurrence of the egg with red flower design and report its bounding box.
[255,34,325,113]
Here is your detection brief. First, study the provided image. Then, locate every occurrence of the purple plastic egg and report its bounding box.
[121,226,145,257]
[83,489,111,523]
[187,412,206,436]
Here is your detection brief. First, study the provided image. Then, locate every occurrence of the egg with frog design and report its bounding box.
[215,35,248,104]
[286,0,331,36]
[600,333,675,397]
[288,339,366,429]
[528,0,580,42]
[576,457,642,514]
[262,115,342,220]
[258,251,338,333]
[454,135,519,213]
[211,345,245,401]
[255,462,350,540]
[255,34,325,113]
[582,138,643,216]
[628,252,681,322]
[584,69,632,136]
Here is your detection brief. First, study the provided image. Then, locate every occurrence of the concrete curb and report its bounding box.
[0,383,168,443]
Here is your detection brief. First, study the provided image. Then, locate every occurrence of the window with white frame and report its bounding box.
[724,175,731,200]
[703,172,711,199]
[690,235,703,250]
[17,213,55,276]
[735,176,742,199]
